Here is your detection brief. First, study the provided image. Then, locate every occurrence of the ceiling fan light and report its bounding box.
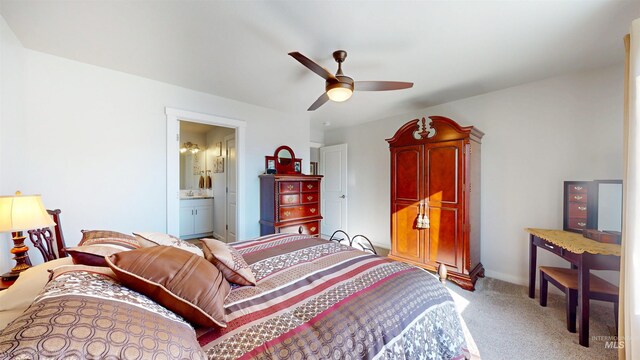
[327,86,353,102]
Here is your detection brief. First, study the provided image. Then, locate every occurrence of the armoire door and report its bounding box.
[424,140,464,272]
[391,145,423,263]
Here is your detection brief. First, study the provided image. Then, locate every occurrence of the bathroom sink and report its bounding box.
[181,195,213,200]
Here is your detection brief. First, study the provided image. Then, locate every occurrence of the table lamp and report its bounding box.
[0,191,55,280]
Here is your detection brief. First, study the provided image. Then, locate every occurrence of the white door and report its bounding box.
[225,135,237,243]
[320,144,347,237]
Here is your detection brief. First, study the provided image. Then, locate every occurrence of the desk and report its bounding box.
[526,228,621,347]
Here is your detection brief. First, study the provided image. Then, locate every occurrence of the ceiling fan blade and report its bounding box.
[355,81,414,91]
[308,93,330,111]
[289,52,336,80]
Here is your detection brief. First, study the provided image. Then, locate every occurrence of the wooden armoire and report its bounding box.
[386,116,484,291]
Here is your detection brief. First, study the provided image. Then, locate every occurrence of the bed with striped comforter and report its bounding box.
[197,234,469,360]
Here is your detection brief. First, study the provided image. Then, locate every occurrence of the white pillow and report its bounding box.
[0,257,73,329]
[133,232,204,257]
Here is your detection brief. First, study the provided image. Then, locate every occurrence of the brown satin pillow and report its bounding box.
[65,245,123,267]
[201,238,256,286]
[105,246,230,328]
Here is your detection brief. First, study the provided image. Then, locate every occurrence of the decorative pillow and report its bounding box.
[133,231,204,257]
[78,229,140,249]
[201,238,256,286]
[66,245,126,267]
[0,267,206,359]
[105,246,230,328]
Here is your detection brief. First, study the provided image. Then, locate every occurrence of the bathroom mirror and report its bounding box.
[180,150,206,189]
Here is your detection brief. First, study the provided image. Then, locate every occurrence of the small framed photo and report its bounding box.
[310,162,318,175]
[294,161,301,173]
[214,157,224,173]
[265,157,277,174]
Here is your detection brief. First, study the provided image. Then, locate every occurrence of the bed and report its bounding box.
[0,232,473,359]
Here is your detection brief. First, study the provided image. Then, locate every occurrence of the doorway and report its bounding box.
[320,144,348,237]
[166,108,247,242]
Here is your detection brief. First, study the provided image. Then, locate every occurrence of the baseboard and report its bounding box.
[483,269,528,286]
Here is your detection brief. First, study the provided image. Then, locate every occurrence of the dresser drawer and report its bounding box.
[568,217,588,230]
[279,204,320,221]
[568,193,587,203]
[301,181,319,193]
[568,202,588,218]
[280,194,300,205]
[279,221,320,236]
[279,182,300,194]
[301,193,318,203]
[568,184,588,194]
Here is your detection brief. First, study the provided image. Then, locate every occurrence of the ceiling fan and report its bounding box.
[289,50,414,111]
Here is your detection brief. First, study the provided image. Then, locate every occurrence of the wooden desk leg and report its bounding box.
[577,261,590,347]
[529,234,537,299]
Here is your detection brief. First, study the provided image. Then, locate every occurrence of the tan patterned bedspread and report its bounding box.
[0,269,205,359]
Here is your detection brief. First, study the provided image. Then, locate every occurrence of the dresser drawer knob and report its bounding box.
[573,195,583,200]
[310,226,317,232]
[307,184,314,189]
[577,222,586,227]
[287,185,294,190]
[284,211,291,217]
[578,206,587,211]
[307,195,313,201]
[574,186,583,190]
[287,197,294,203]
[310,208,316,213]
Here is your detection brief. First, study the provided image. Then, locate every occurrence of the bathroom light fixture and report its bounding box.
[180,142,201,154]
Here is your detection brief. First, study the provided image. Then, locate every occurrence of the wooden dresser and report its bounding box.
[386,116,484,290]
[259,174,323,236]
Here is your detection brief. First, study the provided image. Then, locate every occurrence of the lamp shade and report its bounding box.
[0,193,55,232]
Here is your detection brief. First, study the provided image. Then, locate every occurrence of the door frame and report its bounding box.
[166,107,247,240]
[224,133,236,242]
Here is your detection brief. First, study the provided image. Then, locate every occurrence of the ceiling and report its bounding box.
[180,121,220,135]
[1,1,638,130]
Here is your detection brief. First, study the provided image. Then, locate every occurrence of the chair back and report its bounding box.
[27,209,67,262]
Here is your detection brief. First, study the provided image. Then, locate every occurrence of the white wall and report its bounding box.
[0,15,26,272]
[325,65,624,285]
[0,22,311,272]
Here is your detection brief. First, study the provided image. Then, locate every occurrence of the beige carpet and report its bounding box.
[447,277,618,360]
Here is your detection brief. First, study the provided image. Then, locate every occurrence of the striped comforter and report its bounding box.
[197,234,469,360]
